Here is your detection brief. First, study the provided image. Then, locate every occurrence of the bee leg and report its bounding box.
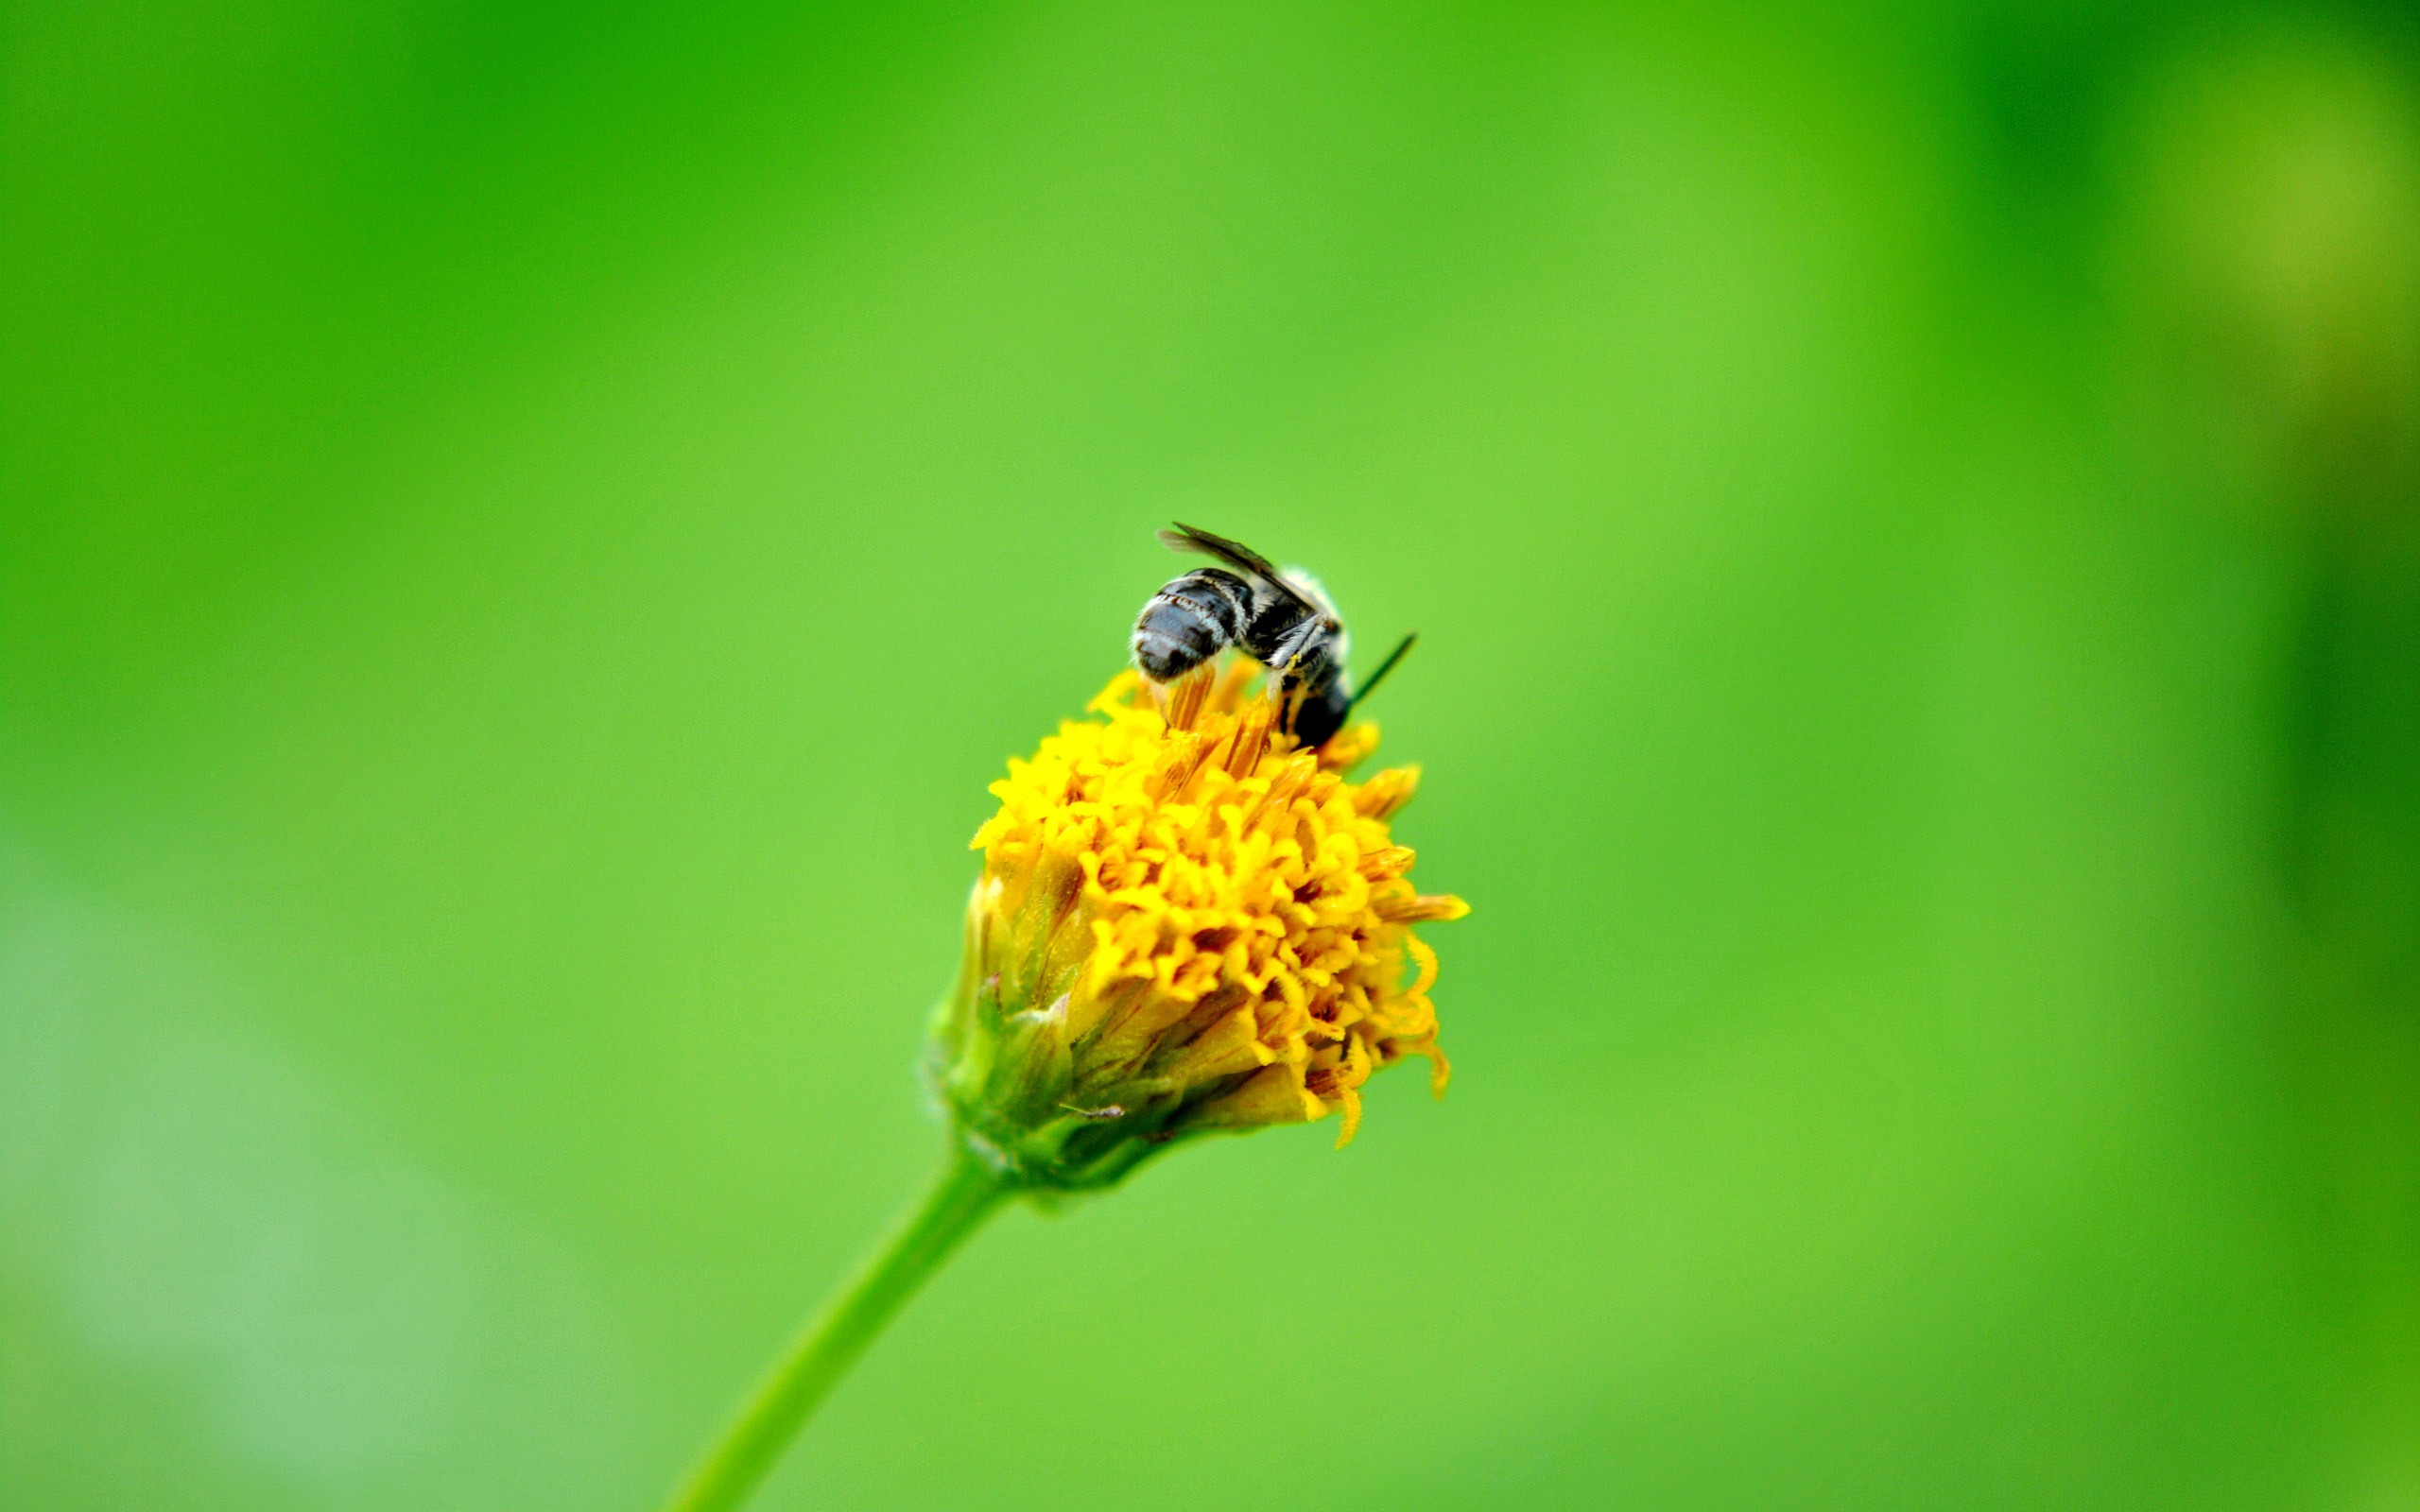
[1262,616,1347,741]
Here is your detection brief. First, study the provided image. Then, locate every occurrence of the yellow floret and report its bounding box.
[940,662,1464,1181]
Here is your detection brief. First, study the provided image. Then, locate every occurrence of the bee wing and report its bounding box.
[1157,523,1315,610]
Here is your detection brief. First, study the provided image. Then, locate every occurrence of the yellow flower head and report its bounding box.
[931,660,1467,1190]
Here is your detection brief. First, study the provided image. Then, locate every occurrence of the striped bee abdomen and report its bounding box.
[1131,567,1253,682]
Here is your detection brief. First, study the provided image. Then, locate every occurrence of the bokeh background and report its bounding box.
[7,2,2419,1508]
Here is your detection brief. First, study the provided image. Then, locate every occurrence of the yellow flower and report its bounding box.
[931,660,1468,1190]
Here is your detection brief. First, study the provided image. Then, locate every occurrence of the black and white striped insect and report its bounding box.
[1129,523,1415,749]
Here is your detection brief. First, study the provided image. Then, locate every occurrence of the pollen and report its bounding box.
[947,661,1465,1174]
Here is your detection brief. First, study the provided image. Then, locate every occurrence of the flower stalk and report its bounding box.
[659,1148,1011,1512]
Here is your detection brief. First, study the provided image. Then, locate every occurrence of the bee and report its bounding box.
[1130,523,1415,749]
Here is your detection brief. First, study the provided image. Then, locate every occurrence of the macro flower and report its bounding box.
[931,659,1468,1190]
[665,576,1465,1512]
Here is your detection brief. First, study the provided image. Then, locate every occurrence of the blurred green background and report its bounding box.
[6,1,2419,1507]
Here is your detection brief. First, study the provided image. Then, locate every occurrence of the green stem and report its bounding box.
[659,1146,1012,1512]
